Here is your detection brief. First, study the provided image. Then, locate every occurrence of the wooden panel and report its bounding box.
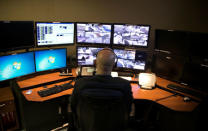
[0,87,14,102]
[0,87,19,131]
[0,101,15,113]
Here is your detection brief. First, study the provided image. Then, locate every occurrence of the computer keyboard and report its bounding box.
[38,83,74,97]
[118,72,134,77]
[167,84,204,98]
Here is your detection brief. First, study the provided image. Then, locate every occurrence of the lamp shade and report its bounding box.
[139,73,156,89]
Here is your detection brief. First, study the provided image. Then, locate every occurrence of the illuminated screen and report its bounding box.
[35,48,67,72]
[36,22,74,46]
[77,46,103,66]
[114,49,146,70]
[0,52,35,82]
[76,23,112,44]
[113,24,150,47]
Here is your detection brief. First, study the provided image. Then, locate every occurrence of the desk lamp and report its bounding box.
[139,73,156,89]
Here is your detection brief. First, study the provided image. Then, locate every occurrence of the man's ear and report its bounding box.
[93,59,96,67]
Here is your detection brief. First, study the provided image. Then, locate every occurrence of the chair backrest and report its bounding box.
[75,88,129,131]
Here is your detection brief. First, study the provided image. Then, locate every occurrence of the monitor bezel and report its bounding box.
[76,45,106,67]
[34,48,68,73]
[112,23,151,48]
[35,21,75,47]
[113,48,147,73]
[76,22,113,46]
[0,21,35,52]
[0,51,36,82]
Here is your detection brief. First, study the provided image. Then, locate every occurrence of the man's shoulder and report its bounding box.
[112,77,131,84]
[76,76,130,83]
[75,76,93,83]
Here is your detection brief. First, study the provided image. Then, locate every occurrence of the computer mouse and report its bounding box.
[183,96,191,102]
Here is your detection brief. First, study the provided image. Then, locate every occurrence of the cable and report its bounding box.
[155,93,177,102]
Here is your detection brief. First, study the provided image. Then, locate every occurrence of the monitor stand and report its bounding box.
[59,68,72,76]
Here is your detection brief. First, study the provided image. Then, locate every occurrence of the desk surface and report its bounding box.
[17,70,204,112]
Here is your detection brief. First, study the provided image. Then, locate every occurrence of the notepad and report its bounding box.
[119,76,132,81]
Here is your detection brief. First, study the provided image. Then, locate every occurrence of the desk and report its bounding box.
[0,87,19,131]
[17,70,204,112]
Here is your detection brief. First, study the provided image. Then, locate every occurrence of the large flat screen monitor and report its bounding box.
[0,52,36,82]
[152,53,185,83]
[36,22,74,46]
[182,61,208,92]
[113,24,150,47]
[0,21,35,51]
[77,46,104,66]
[76,23,112,45]
[155,29,189,56]
[188,32,208,59]
[114,49,147,71]
[34,48,67,72]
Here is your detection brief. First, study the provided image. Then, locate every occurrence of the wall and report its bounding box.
[0,0,207,66]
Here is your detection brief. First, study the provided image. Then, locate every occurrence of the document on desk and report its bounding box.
[119,76,132,81]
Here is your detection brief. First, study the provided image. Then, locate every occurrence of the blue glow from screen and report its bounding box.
[0,52,35,81]
[35,49,66,72]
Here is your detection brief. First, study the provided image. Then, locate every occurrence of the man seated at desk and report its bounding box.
[70,48,133,131]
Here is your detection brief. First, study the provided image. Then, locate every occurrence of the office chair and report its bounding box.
[72,88,130,131]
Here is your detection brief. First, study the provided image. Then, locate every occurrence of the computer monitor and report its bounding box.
[155,29,189,56]
[114,49,147,71]
[34,48,67,72]
[113,24,150,47]
[77,46,104,66]
[180,61,208,92]
[0,21,35,51]
[0,52,36,82]
[188,32,208,60]
[152,53,185,83]
[76,23,112,45]
[36,22,74,46]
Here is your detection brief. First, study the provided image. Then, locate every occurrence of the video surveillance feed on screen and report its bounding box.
[77,23,111,44]
[77,47,104,66]
[36,23,74,46]
[0,52,36,81]
[113,25,150,47]
[114,49,146,70]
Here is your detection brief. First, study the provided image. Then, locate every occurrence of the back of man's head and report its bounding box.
[96,48,116,75]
